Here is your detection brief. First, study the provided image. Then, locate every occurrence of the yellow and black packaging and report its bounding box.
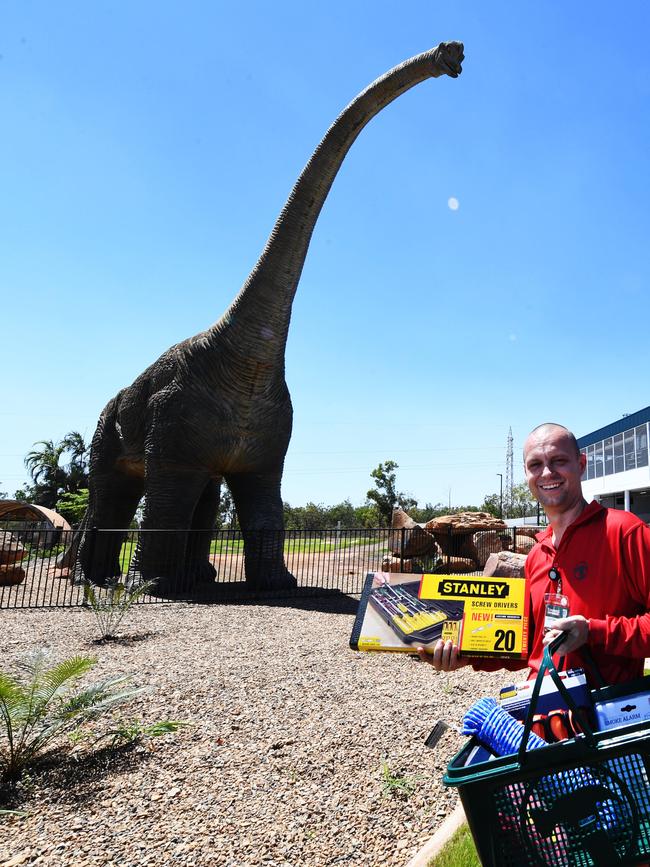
[350,572,528,660]
[418,573,529,659]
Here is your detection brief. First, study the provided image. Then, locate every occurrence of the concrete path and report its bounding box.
[404,802,467,867]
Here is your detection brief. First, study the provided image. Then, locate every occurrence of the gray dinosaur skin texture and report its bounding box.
[77,41,464,593]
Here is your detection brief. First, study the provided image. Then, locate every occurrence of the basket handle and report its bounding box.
[517,633,596,764]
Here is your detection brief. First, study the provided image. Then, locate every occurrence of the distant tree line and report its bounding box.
[7,438,537,529]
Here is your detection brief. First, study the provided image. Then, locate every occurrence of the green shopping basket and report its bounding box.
[443,636,650,866]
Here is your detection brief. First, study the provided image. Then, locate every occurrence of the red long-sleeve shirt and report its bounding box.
[526,501,650,685]
[472,502,650,686]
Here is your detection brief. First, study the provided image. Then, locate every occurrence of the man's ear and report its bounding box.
[578,451,587,474]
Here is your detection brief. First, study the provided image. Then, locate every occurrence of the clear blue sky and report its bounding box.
[2,1,649,510]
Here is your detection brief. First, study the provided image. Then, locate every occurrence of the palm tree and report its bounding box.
[24,440,67,507]
[22,432,90,507]
[61,431,89,493]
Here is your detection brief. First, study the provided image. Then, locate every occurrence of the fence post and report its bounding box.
[258,528,265,590]
[447,524,453,574]
[87,526,98,581]
[400,527,405,573]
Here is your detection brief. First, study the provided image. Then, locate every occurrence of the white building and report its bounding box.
[578,406,650,522]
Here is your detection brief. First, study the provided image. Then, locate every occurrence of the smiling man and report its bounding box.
[419,422,650,686]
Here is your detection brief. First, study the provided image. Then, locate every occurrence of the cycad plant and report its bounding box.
[0,649,145,789]
[83,578,155,640]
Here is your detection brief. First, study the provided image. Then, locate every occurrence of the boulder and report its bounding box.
[381,555,423,574]
[513,535,536,555]
[426,512,506,561]
[425,511,507,535]
[431,556,476,574]
[473,530,505,569]
[515,526,540,539]
[482,551,527,578]
[388,509,437,557]
[0,564,26,586]
[0,531,26,566]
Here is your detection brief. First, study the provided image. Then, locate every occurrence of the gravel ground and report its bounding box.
[0,596,510,866]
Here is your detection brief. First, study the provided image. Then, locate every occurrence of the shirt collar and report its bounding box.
[534,500,604,544]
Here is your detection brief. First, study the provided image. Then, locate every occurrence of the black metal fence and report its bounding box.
[0,523,541,609]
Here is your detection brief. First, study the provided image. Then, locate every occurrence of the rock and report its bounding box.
[425,513,506,562]
[473,530,506,569]
[425,512,506,536]
[381,556,423,574]
[515,526,540,539]
[430,556,476,574]
[388,509,437,557]
[0,564,26,586]
[513,535,536,555]
[0,531,26,565]
[482,551,527,578]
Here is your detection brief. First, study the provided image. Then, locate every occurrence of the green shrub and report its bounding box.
[84,578,155,640]
[380,760,417,799]
[97,718,189,748]
[0,649,146,790]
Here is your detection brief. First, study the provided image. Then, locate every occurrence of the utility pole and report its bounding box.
[505,427,514,519]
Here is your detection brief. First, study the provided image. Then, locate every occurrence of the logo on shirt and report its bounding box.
[574,561,588,581]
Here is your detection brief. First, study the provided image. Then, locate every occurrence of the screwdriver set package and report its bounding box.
[350,571,529,659]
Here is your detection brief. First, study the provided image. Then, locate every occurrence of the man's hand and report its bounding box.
[417,639,471,672]
[542,615,590,655]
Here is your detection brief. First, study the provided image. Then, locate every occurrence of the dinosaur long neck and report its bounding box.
[212,46,452,362]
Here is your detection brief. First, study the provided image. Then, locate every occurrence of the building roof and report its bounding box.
[577,405,650,449]
[0,500,72,531]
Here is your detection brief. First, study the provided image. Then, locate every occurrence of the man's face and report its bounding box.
[523,428,586,513]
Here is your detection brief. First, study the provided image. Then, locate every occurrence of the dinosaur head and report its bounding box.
[432,41,464,78]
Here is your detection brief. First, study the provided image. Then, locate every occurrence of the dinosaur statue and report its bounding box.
[74,41,464,593]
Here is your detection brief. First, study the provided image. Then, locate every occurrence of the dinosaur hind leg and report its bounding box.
[184,479,220,585]
[225,471,297,591]
[136,468,211,595]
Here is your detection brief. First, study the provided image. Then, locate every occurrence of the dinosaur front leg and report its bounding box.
[225,471,297,591]
[77,470,143,585]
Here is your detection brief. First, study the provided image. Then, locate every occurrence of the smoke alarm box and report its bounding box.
[593,678,650,731]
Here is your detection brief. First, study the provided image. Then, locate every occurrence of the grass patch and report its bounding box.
[380,761,417,799]
[428,823,479,867]
[210,535,383,555]
[115,532,385,568]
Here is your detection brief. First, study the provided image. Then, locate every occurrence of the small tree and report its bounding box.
[366,461,417,527]
[217,484,238,530]
[480,481,536,519]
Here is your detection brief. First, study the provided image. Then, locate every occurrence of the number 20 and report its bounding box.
[494,629,515,652]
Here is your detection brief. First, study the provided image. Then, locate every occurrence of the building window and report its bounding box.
[604,437,613,475]
[625,429,636,471]
[587,444,595,480]
[594,440,604,477]
[636,425,648,468]
[614,433,624,473]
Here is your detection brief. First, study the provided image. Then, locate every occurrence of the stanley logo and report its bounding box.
[436,579,510,599]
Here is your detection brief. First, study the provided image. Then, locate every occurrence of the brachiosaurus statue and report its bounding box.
[75,41,464,592]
